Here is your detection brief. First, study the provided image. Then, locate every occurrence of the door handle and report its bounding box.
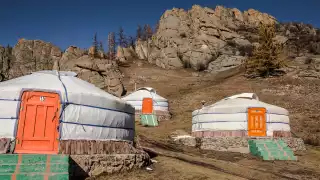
[16,139,19,144]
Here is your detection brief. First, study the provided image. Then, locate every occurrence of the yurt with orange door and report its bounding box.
[192,93,291,138]
[122,87,171,121]
[0,70,135,155]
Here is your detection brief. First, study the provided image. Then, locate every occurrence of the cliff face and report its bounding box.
[0,39,126,97]
[130,5,320,73]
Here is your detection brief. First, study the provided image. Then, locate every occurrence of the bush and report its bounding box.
[244,23,286,78]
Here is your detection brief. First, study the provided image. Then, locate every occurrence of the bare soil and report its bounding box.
[92,60,320,180]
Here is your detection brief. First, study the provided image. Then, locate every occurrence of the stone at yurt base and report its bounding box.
[122,87,171,121]
[0,70,150,178]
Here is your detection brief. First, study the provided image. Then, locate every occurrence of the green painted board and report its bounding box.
[140,114,159,127]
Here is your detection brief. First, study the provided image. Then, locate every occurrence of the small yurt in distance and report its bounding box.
[122,87,171,121]
[0,70,135,155]
[192,93,291,138]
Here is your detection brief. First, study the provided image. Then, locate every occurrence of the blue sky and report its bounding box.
[0,0,319,50]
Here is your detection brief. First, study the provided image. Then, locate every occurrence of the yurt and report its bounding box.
[0,70,135,154]
[122,87,171,121]
[192,93,291,138]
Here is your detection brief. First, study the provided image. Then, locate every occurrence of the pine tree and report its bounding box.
[128,36,136,49]
[108,32,116,60]
[143,24,153,40]
[99,41,104,52]
[245,23,286,78]
[136,25,142,40]
[117,26,127,47]
[93,33,99,57]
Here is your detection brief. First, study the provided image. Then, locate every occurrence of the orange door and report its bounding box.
[14,91,61,154]
[247,107,267,137]
[142,98,153,114]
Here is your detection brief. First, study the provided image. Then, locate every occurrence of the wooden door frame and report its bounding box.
[13,89,62,154]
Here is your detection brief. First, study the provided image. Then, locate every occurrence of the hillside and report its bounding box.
[90,59,320,180]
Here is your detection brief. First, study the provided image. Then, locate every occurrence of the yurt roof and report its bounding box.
[0,70,134,113]
[122,87,167,101]
[192,93,288,116]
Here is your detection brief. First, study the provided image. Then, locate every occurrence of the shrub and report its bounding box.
[244,23,286,78]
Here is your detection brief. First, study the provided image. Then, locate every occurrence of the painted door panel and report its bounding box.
[248,107,267,137]
[14,91,60,154]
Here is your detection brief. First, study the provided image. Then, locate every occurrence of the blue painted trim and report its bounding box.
[61,121,134,130]
[0,117,17,120]
[0,98,20,101]
[127,100,168,102]
[133,105,169,107]
[61,102,135,115]
[192,112,288,117]
[192,121,289,125]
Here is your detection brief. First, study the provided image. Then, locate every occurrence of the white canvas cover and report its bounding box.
[0,70,135,141]
[192,93,290,136]
[122,87,169,112]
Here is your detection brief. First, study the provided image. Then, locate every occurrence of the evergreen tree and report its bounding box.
[117,26,127,47]
[99,41,104,52]
[93,33,99,57]
[245,23,286,78]
[136,25,142,40]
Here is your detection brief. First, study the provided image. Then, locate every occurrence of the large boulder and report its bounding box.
[9,39,62,79]
[116,46,136,62]
[207,55,245,73]
[57,49,126,97]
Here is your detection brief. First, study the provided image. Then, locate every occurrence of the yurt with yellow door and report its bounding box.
[192,93,291,138]
[122,87,171,121]
[0,70,136,155]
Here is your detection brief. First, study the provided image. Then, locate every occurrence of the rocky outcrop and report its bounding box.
[133,5,278,72]
[56,48,126,97]
[131,5,320,73]
[0,45,12,81]
[1,40,126,97]
[8,39,62,79]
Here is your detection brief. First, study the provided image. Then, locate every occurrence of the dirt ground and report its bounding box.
[93,60,320,180]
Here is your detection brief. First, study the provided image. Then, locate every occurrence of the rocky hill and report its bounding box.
[0,39,125,97]
[118,5,320,77]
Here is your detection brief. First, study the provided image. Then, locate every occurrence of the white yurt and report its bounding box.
[192,93,291,138]
[122,87,171,120]
[0,70,135,154]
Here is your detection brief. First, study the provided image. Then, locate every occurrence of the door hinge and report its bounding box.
[16,139,19,144]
